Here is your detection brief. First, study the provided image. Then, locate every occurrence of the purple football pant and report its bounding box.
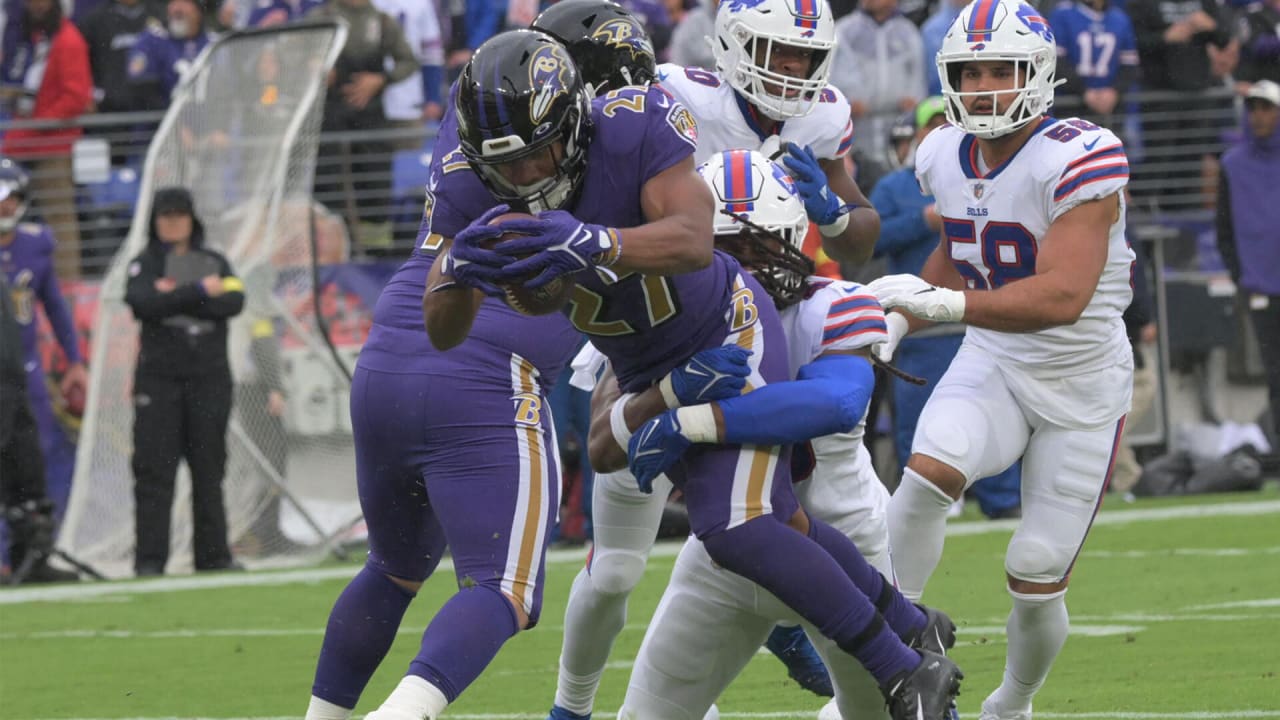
[312,358,560,708]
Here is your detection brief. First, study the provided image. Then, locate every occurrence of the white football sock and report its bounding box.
[378,675,449,720]
[886,467,955,601]
[554,566,627,714]
[304,695,351,720]
[986,588,1069,715]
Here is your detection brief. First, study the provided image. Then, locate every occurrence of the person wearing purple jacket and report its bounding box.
[0,157,86,520]
[1217,80,1280,441]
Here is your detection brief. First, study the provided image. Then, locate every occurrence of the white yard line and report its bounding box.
[4,498,1277,606]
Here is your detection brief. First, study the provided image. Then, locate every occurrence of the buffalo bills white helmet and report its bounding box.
[937,0,1062,138]
[712,0,836,121]
[698,149,813,306]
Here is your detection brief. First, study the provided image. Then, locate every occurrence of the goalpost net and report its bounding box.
[57,20,365,578]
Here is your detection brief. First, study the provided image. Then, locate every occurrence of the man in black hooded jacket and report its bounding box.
[124,186,244,576]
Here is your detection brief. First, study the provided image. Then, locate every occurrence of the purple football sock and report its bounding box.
[312,565,416,708]
[408,584,521,701]
[806,518,928,641]
[702,516,920,685]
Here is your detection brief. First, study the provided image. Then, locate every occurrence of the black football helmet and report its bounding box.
[456,30,592,214]
[532,0,656,97]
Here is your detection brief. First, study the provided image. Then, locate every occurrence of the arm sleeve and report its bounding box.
[718,354,874,445]
[124,257,207,320]
[37,253,83,364]
[1115,17,1140,94]
[1215,170,1240,283]
[188,254,246,319]
[422,65,444,106]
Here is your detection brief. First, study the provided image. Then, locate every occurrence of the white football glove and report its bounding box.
[874,312,910,363]
[867,273,966,324]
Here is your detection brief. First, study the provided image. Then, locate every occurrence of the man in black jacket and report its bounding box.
[125,186,244,576]
[1,272,78,583]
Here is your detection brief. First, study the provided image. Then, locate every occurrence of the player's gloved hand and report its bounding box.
[490,210,620,288]
[628,410,693,494]
[874,312,910,363]
[867,273,966,324]
[443,205,519,297]
[782,143,851,226]
[659,345,753,408]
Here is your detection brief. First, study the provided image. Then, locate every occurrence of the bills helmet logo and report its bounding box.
[771,163,798,196]
[1016,3,1054,42]
[723,0,767,12]
[528,44,573,124]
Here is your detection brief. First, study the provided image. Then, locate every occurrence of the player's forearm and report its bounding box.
[608,216,713,276]
[961,273,1094,332]
[821,206,879,266]
[588,384,670,473]
[422,255,484,351]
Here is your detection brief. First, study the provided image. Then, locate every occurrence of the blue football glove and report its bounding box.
[628,410,693,494]
[444,205,519,297]
[663,345,753,406]
[490,210,619,288]
[781,143,850,227]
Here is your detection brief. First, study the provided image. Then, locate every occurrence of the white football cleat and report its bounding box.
[816,699,841,720]
[978,697,1032,720]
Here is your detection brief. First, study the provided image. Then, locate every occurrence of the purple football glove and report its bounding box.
[491,210,619,288]
[444,205,518,297]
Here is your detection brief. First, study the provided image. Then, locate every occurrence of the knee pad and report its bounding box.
[588,549,648,596]
[1005,534,1074,585]
[912,396,979,471]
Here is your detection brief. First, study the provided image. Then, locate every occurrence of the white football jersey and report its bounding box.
[915,117,1135,375]
[780,277,889,545]
[656,62,855,164]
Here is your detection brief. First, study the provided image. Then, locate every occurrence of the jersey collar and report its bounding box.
[959,116,1055,180]
[734,92,784,142]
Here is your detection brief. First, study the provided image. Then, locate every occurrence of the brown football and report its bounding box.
[485,212,575,316]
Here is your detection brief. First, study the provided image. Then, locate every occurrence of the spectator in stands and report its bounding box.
[1049,0,1140,131]
[1217,80,1280,446]
[0,272,78,584]
[127,0,216,104]
[831,0,925,163]
[308,0,416,254]
[372,0,446,144]
[869,97,1022,519]
[668,0,714,70]
[1236,0,1280,88]
[0,156,86,520]
[920,0,964,96]
[1129,0,1236,210]
[124,186,244,576]
[78,0,165,115]
[0,0,92,279]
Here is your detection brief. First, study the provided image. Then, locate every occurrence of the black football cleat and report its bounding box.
[906,605,957,656]
[882,650,963,720]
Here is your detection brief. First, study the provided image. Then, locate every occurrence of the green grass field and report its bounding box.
[2,489,1279,720]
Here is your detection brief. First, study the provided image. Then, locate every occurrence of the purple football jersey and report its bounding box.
[418,83,745,392]
[0,222,82,370]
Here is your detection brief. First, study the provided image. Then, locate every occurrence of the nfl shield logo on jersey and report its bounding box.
[973,182,985,198]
